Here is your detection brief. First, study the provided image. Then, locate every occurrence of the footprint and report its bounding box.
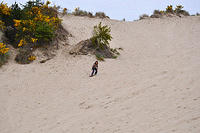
[172,129,176,132]
[162,71,168,74]
[79,102,93,109]
[85,105,93,109]
[79,101,85,106]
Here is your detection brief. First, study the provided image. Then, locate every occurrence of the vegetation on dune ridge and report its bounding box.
[58,6,109,19]
[0,42,9,67]
[0,2,10,66]
[139,14,149,20]
[70,7,109,19]
[139,5,190,20]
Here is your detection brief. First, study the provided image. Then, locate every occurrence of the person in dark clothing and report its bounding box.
[90,61,98,77]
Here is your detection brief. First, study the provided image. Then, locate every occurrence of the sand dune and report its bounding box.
[0,16,200,133]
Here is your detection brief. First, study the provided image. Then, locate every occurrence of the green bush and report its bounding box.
[175,5,190,16]
[1,0,61,48]
[0,42,9,67]
[35,22,54,43]
[153,10,162,15]
[95,12,108,18]
[0,54,9,67]
[139,14,149,20]
[72,7,93,17]
[15,48,34,64]
[4,2,23,44]
[91,22,112,50]
[95,53,104,61]
[150,10,164,18]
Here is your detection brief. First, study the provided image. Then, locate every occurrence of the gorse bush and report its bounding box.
[0,42,9,55]
[0,3,11,66]
[166,5,173,13]
[0,0,61,48]
[13,1,61,47]
[6,2,22,27]
[91,22,112,50]
[0,2,11,28]
[28,55,36,61]
[0,2,17,43]
[0,2,11,16]
[0,42,9,67]
[0,0,63,65]
[35,22,54,43]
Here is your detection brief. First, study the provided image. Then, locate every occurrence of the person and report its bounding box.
[90,61,98,77]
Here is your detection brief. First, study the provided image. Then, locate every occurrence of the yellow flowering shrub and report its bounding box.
[0,42,9,55]
[166,5,173,13]
[13,19,21,27]
[31,38,38,43]
[150,4,189,19]
[0,0,65,65]
[0,2,11,16]
[0,42,9,67]
[28,55,36,61]
[18,39,26,47]
[13,1,62,47]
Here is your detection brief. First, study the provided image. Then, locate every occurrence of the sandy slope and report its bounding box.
[0,16,200,133]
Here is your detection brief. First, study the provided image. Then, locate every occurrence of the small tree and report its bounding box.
[175,5,184,13]
[166,5,173,13]
[62,8,67,15]
[174,5,190,16]
[91,22,112,50]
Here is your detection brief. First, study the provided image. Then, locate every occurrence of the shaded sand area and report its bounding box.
[0,16,200,133]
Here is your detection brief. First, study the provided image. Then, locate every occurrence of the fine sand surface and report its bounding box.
[0,16,200,133]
